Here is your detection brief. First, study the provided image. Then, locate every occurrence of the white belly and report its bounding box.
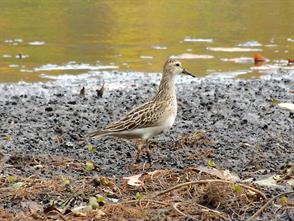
[162,112,176,130]
[130,112,176,140]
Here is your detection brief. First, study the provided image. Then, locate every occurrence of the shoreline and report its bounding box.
[1,67,294,95]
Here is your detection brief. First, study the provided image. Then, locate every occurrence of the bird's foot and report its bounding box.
[135,158,141,164]
[146,151,152,164]
[134,155,152,165]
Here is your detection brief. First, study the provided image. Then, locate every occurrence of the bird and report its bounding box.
[88,58,194,163]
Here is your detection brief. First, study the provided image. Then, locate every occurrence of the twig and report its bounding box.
[148,199,169,206]
[121,199,169,206]
[58,213,67,221]
[275,205,289,215]
[153,179,267,200]
[194,202,230,220]
[173,202,188,217]
[246,191,294,221]
[44,210,68,221]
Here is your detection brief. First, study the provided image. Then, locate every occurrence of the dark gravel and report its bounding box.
[0,72,293,180]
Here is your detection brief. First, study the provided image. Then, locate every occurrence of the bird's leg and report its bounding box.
[145,140,152,164]
[135,139,145,163]
[145,149,152,164]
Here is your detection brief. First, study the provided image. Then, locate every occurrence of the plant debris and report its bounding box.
[1,157,293,221]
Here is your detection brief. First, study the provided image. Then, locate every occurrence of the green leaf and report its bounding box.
[280,196,288,205]
[4,135,12,141]
[232,184,243,193]
[271,99,280,106]
[85,161,95,172]
[87,144,96,153]
[7,175,17,184]
[207,159,216,168]
[62,177,70,185]
[89,197,98,209]
[99,177,109,186]
[135,192,144,201]
[49,200,56,206]
[11,182,24,189]
[97,196,105,203]
[60,199,69,209]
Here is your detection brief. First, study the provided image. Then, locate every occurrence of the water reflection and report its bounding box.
[0,0,293,82]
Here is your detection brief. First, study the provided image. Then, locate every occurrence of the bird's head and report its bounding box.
[163,58,194,77]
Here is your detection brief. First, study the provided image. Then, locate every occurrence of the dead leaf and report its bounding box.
[196,166,240,182]
[96,83,105,98]
[21,201,42,213]
[123,170,161,187]
[94,209,106,219]
[43,204,62,214]
[253,175,282,188]
[80,86,85,97]
[278,102,294,111]
[71,205,92,215]
[123,174,143,186]
[254,53,266,64]
[71,204,106,218]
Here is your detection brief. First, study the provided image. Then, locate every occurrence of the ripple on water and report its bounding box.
[8,64,19,68]
[207,47,262,52]
[183,37,213,43]
[2,54,12,58]
[238,40,262,47]
[4,38,23,44]
[139,55,153,59]
[34,62,119,71]
[152,45,167,50]
[28,41,46,46]
[221,57,254,64]
[171,53,214,59]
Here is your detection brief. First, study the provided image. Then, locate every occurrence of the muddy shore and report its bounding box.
[0,71,293,220]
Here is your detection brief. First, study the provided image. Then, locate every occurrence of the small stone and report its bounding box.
[45,107,53,111]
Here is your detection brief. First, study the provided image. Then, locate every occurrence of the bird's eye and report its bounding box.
[175,63,180,67]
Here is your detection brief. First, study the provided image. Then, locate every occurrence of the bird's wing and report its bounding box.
[104,101,166,132]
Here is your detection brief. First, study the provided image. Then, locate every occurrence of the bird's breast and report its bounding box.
[163,114,176,131]
[162,103,177,130]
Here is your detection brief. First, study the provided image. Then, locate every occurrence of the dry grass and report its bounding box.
[0,167,274,221]
[1,132,293,220]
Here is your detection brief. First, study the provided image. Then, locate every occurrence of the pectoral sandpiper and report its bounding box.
[88,58,194,162]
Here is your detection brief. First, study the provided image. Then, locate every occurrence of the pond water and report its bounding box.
[0,0,293,82]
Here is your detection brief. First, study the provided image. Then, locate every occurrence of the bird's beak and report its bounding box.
[182,68,195,77]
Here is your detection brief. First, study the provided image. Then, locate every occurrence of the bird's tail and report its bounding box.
[87,130,110,138]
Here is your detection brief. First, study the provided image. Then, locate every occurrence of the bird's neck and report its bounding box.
[154,72,176,101]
